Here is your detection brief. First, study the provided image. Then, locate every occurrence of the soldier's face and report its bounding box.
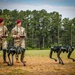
[17,22,21,27]
[0,21,4,25]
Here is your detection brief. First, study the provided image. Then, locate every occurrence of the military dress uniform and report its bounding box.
[11,20,26,62]
[11,25,26,49]
[0,18,8,63]
[0,26,8,49]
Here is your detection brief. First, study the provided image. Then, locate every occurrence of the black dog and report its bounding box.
[7,38,26,66]
[50,46,75,65]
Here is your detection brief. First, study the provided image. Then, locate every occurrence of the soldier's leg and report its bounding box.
[2,40,8,63]
[3,50,7,63]
[20,49,26,66]
[21,39,26,61]
[20,39,26,66]
[21,49,25,61]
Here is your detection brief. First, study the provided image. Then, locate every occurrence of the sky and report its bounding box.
[0,0,75,19]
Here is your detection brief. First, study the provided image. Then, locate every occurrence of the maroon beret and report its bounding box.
[16,20,21,24]
[0,18,4,23]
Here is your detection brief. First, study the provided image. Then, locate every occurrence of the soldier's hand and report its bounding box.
[0,35,2,39]
[16,35,20,39]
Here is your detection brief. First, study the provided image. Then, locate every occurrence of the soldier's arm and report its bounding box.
[23,28,26,39]
[5,26,8,36]
[2,26,8,38]
[11,29,17,38]
[20,28,26,38]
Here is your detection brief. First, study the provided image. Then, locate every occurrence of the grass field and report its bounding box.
[0,50,75,75]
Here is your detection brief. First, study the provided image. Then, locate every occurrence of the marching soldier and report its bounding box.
[11,20,26,62]
[0,18,8,63]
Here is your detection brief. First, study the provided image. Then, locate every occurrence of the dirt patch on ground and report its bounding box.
[0,56,75,75]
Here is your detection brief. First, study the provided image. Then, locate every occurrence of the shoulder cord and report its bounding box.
[17,25,18,34]
[17,26,22,35]
[3,25,5,36]
[17,26,22,46]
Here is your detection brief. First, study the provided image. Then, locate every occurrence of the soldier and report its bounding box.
[0,18,8,63]
[11,20,26,62]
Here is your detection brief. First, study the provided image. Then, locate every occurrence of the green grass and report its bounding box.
[0,51,3,55]
[25,49,75,62]
[25,50,50,57]
[0,50,75,59]
[0,50,75,75]
[25,50,75,61]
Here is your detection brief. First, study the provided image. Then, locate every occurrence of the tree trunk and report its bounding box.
[43,36,44,49]
[71,29,72,46]
[58,25,60,45]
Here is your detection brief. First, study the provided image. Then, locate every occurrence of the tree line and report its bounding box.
[0,9,75,50]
